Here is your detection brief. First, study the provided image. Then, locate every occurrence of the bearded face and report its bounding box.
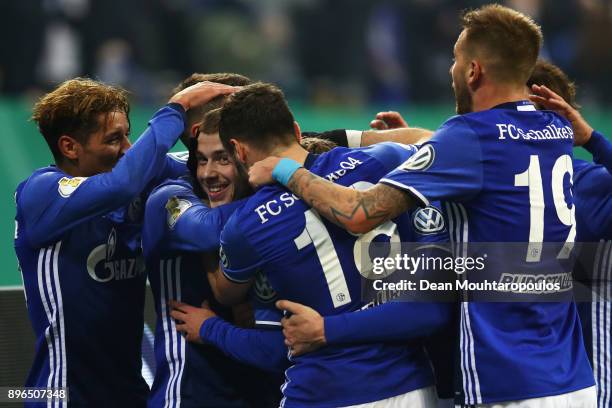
[450,30,474,115]
[452,72,473,115]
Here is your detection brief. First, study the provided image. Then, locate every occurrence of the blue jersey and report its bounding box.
[583,131,612,174]
[573,160,612,243]
[143,177,283,408]
[221,143,437,408]
[321,201,456,400]
[573,159,612,408]
[14,105,188,407]
[381,101,595,404]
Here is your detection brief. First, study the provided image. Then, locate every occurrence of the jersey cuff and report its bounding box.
[379,178,430,207]
[166,103,188,125]
[221,268,252,284]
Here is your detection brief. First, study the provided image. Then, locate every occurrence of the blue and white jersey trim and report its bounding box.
[593,240,612,408]
[37,241,67,408]
[160,257,186,408]
[445,202,482,405]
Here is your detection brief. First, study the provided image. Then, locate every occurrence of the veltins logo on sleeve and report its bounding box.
[165,196,193,229]
[58,177,87,198]
[413,206,445,234]
[400,144,435,171]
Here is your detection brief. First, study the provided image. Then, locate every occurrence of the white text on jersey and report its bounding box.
[324,157,363,181]
[496,123,574,141]
[255,192,299,224]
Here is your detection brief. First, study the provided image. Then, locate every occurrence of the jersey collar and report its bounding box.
[304,152,319,170]
[490,100,536,111]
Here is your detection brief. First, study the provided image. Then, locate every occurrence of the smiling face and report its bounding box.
[75,110,131,176]
[196,132,241,207]
[450,30,473,115]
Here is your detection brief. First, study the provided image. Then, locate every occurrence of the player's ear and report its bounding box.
[58,135,81,161]
[294,121,302,143]
[467,60,482,90]
[190,123,200,138]
[230,138,247,164]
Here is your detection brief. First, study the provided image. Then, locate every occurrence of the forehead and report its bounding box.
[99,110,129,130]
[197,132,225,154]
[454,30,467,53]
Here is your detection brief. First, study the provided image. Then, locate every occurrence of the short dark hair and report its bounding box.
[527,59,579,109]
[461,4,543,84]
[32,77,130,162]
[218,82,295,153]
[172,73,251,139]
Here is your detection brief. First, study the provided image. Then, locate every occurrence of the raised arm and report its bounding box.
[360,128,433,147]
[304,127,433,149]
[366,110,433,145]
[22,82,238,246]
[583,131,612,173]
[529,84,612,172]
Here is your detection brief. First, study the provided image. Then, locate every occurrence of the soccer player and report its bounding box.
[143,107,284,408]
[14,78,237,407]
[570,124,612,408]
[369,60,612,406]
[209,82,453,407]
[527,62,612,408]
[251,5,597,406]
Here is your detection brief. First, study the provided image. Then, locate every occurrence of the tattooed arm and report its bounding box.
[290,168,413,233]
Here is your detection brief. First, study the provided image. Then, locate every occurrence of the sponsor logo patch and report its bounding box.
[254,270,277,302]
[58,177,87,197]
[400,144,435,171]
[165,196,193,229]
[219,246,229,268]
[412,206,445,234]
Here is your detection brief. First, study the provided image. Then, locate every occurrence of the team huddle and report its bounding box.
[13,4,612,408]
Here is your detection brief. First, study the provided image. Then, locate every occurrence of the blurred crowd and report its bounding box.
[1,0,611,106]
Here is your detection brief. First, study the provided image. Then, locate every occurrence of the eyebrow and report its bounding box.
[197,149,228,158]
[103,129,124,139]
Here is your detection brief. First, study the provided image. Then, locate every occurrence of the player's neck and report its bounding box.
[57,161,83,177]
[271,143,309,165]
[472,83,530,112]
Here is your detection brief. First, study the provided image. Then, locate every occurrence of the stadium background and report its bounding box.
[1,0,611,396]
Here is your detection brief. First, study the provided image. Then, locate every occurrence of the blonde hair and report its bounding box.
[32,77,129,161]
[461,4,543,84]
